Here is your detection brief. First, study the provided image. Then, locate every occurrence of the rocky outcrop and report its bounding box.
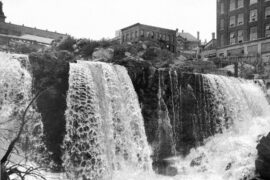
[29,50,74,169]
[115,59,217,165]
[256,133,270,179]
[92,47,114,61]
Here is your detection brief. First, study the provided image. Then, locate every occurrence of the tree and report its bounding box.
[1,89,48,180]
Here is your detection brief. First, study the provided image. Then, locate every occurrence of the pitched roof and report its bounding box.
[177,32,199,42]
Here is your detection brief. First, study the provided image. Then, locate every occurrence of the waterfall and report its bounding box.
[0,52,32,157]
[168,74,270,180]
[62,61,151,180]
[109,72,270,180]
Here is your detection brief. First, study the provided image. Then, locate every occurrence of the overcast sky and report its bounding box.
[1,0,216,41]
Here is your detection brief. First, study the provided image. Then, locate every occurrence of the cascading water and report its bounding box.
[169,74,270,180]
[0,52,32,158]
[121,72,270,180]
[3,54,268,180]
[62,61,151,180]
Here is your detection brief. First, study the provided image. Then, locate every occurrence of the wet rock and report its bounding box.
[256,132,270,179]
[153,160,178,176]
[29,50,74,168]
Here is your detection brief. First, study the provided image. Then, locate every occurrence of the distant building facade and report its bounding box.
[216,0,270,59]
[0,2,67,45]
[176,31,201,57]
[177,31,201,51]
[121,23,177,53]
[200,33,217,58]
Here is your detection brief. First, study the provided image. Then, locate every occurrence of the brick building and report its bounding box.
[121,23,177,53]
[216,0,270,59]
[0,1,67,45]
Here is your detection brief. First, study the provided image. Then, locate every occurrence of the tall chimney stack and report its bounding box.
[212,32,215,40]
[197,31,200,40]
[0,1,6,22]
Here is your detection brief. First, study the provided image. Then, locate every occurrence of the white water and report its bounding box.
[107,74,270,180]
[2,54,269,180]
[63,61,151,180]
[0,52,32,158]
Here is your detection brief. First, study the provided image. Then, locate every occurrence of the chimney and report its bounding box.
[197,31,200,40]
[0,1,6,22]
[212,32,215,40]
[182,30,184,33]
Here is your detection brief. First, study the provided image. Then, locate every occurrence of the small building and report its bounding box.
[176,31,201,52]
[0,2,67,45]
[121,23,177,53]
[200,33,217,58]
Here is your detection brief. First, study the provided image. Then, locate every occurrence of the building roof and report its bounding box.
[20,34,54,44]
[121,23,176,32]
[0,33,54,45]
[177,32,199,42]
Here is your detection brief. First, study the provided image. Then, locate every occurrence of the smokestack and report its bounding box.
[0,1,6,22]
[182,30,184,33]
[197,31,200,40]
[212,32,215,40]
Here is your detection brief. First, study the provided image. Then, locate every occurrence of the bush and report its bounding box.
[142,48,157,61]
[57,36,76,52]
[113,44,127,60]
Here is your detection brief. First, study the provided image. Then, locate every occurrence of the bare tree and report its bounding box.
[1,89,48,180]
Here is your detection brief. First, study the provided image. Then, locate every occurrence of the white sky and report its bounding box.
[1,0,216,41]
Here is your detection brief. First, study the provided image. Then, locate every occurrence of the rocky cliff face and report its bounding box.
[115,59,219,164]
[29,50,74,168]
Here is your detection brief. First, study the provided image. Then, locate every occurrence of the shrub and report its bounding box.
[57,36,76,52]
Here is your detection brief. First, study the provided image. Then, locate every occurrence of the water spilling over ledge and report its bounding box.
[2,52,270,180]
[62,61,151,179]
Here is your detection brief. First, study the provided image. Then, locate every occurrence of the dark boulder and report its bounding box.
[256,132,270,179]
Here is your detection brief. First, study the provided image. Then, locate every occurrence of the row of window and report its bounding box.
[220,0,270,13]
[122,30,174,42]
[220,7,270,30]
[221,25,270,46]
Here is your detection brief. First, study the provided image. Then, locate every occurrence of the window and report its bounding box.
[250,9,258,22]
[230,16,236,27]
[266,24,270,37]
[220,34,225,46]
[238,13,244,25]
[250,26,257,40]
[221,3,224,14]
[131,32,133,40]
[155,32,159,39]
[238,0,244,8]
[151,31,154,39]
[122,35,125,42]
[162,34,166,40]
[126,33,129,41]
[266,7,270,19]
[250,0,257,5]
[140,30,144,37]
[220,19,225,30]
[230,0,236,11]
[238,30,244,43]
[230,32,236,44]
[135,31,138,38]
